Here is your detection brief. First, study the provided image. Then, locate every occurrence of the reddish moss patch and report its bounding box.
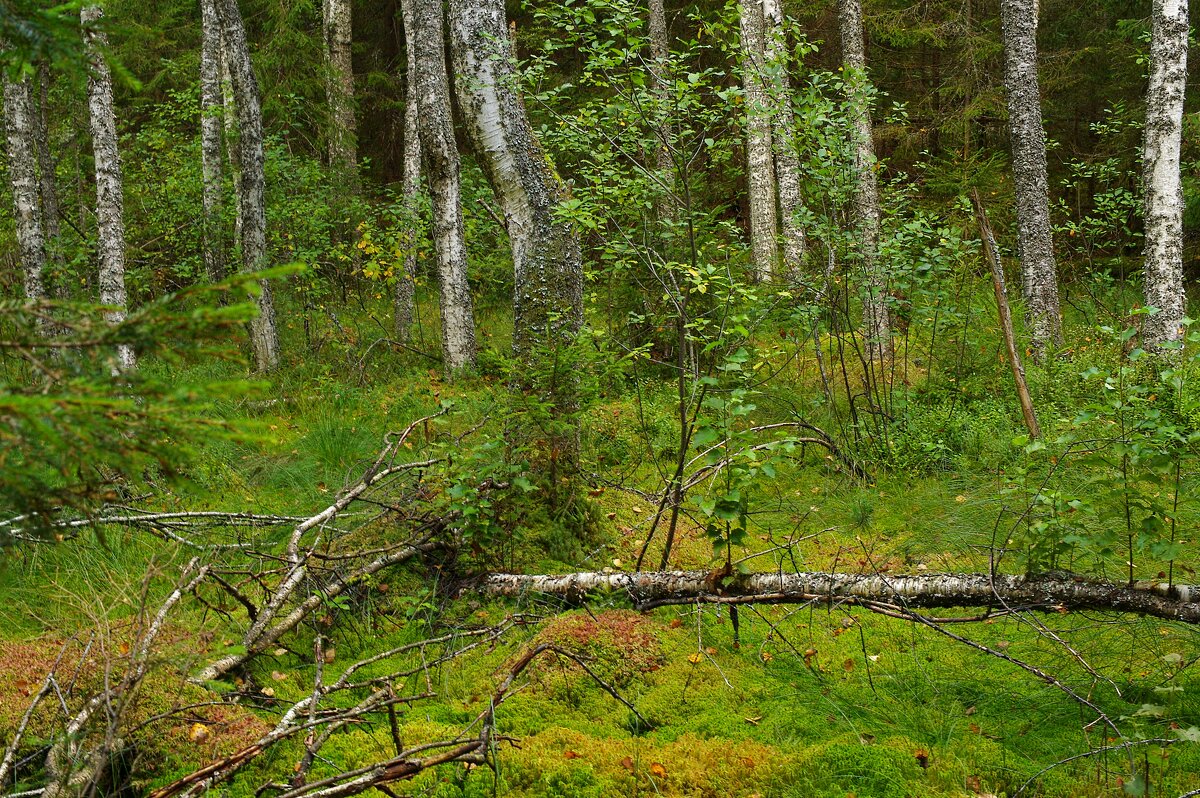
[535,610,664,685]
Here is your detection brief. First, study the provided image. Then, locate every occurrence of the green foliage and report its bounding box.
[0,272,290,532]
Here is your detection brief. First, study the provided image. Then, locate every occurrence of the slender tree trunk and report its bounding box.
[762,0,806,277]
[200,0,226,286]
[393,0,419,343]
[412,0,476,372]
[83,6,136,371]
[449,0,584,474]
[838,0,889,360]
[214,0,281,372]
[322,0,357,191]
[999,0,1062,356]
[33,61,64,296]
[220,49,242,244]
[3,70,48,316]
[648,0,678,221]
[738,0,779,282]
[448,0,583,364]
[1141,0,1189,353]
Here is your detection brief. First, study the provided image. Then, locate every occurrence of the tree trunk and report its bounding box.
[214,0,281,372]
[477,570,1200,624]
[2,70,48,315]
[738,0,779,282]
[999,0,1062,357]
[33,61,64,296]
[200,0,226,286]
[411,0,476,372]
[83,6,136,372]
[762,0,806,277]
[1141,0,1189,353]
[838,0,889,360]
[448,0,585,474]
[648,0,678,222]
[448,0,583,366]
[322,0,357,191]
[393,0,419,343]
[220,48,242,244]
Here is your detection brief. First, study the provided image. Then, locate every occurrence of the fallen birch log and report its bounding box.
[476,570,1200,623]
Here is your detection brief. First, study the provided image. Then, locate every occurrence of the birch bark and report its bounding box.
[738,0,779,281]
[999,0,1062,356]
[477,570,1200,623]
[220,50,242,244]
[214,0,281,372]
[393,0,419,342]
[200,0,226,286]
[838,0,889,359]
[2,69,47,313]
[322,0,357,190]
[448,0,583,365]
[1141,0,1189,353]
[412,0,476,372]
[83,6,135,371]
[762,0,806,276]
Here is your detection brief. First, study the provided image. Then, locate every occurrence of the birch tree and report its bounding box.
[393,0,419,342]
[999,0,1062,356]
[1141,0,1189,353]
[738,0,779,281]
[213,0,281,372]
[411,0,476,372]
[199,0,226,286]
[448,0,583,367]
[82,5,135,371]
[838,0,889,359]
[762,0,806,276]
[322,0,357,191]
[2,68,47,313]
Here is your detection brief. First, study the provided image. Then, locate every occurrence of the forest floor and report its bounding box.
[2,285,1200,798]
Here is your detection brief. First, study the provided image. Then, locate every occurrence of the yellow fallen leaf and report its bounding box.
[687,652,703,664]
[188,723,209,743]
[649,762,667,778]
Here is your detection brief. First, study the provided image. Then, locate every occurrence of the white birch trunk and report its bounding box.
[33,61,64,295]
[393,0,420,343]
[448,0,583,365]
[411,0,476,372]
[838,0,889,360]
[322,0,357,190]
[3,69,47,314]
[1142,0,1189,352]
[220,49,242,244]
[478,570,1200,623]
[738,0,779,281]
[762,0,806,276]
[200,0,226,286]
[999,0,1062,356]
[83,6,136,371]
[214,0,281,372]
